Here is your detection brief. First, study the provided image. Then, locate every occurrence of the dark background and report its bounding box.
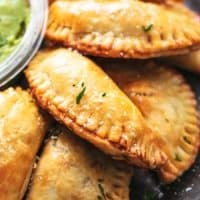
[131,1,200,199]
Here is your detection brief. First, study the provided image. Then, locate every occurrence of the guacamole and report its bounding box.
[0,0,30,63]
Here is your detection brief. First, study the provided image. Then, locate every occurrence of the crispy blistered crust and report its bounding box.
[0,88,49,200]
[163,50,200,73]
[46,0,200,59]
[102,60,200,183]
[25,48,167,169]
[28,127,133,200]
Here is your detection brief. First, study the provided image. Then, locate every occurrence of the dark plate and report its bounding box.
[131,1,200,199]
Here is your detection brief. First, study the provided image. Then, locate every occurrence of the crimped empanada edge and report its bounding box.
[28,127,133,200]
[46,30,200,59]
[156,67,200,183]
[55,129,134,200]
[46,1,200,59]
[102,62,200,183]
[25,65,166,169]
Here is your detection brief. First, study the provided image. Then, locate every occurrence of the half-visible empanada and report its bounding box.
[27,127,133,200]
[25,48,167,169]
[158,3,200,73]
[46,0,200,59]
[0,88,49,200]
[163,50,200,73]
[102,60,200,182]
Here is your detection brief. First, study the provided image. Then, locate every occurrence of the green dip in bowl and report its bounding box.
[0,0,48,88]
[0,0,30,63]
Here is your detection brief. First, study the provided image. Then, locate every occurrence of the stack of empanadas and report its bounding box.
[0,0,200,199]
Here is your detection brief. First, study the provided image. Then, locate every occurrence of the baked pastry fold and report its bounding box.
[27,127,133,200]
[0,88,49,200]
[102,60,200,182]
[46,0,200,59]
[25,48,167,169]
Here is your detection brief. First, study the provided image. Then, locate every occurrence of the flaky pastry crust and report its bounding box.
[102,60,200,182]
[25,48,167,169]
[0,88,49,200]
[46,0,200,59]
[27,127,133,200]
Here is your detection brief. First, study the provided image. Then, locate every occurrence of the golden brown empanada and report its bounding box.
[163,50,200,73]
[27,127,133,200]
[46,0,200,59]
[101,60,200,182]
[25,48,167,169]
[0,87,49,200]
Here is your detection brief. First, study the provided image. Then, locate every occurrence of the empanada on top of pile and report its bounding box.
[25,48,167,169]
[0,88,49,200]
[102,61,200,182]
[27,127,133,200]
[46,0,200,59]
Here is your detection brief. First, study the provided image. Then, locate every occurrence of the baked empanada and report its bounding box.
[46,0,200,59]
[0,88,49,200]
[101,60,200,182]
[25,48,167,169]
[163,50,200,73]
[27,127,133,200]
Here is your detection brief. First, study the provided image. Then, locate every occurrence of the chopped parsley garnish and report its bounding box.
[76,87,86,104]
[142,24,154,32]
[175,153,182,162]
[183,136,191,144]
[143,192,156,200]
[102,92,106,97]
[98,183,107,200]
[81,82,85,87]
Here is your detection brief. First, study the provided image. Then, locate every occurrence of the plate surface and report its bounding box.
[131,1,200,199]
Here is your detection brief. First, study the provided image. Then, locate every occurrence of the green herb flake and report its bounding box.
[98,183,107,200]
[76,87,86,104]
[143,192,156,200]
[142,24,154,32]
[81,82,85,87]
[175,153,182,162]
[102,93,106,97]
[183,136,191,144]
